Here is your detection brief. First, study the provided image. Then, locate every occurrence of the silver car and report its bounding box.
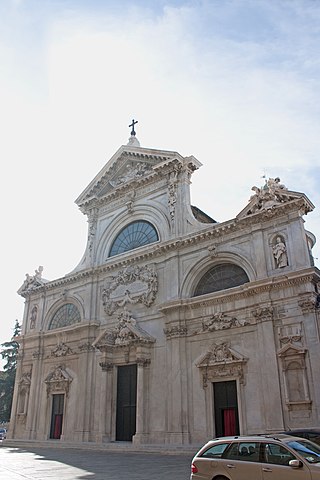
[190,434,320,479]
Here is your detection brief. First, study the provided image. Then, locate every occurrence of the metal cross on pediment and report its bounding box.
[129,119,138,136]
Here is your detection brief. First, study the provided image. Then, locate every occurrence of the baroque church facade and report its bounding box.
[10,130,320,446]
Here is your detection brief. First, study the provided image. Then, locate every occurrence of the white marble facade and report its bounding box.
[9,135,320,446]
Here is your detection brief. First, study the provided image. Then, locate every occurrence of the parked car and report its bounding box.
[190,434,320,479]
[0,428,6,440]
[282,429,320,446]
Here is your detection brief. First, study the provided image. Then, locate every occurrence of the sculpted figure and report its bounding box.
[272,237,288,268]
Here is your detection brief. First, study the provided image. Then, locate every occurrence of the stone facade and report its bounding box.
[9,135,320,446]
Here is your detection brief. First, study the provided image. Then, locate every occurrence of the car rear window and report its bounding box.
[201,443,230,458]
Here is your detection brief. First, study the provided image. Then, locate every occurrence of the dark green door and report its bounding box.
[116,364,137,441]
[213,381,239,437]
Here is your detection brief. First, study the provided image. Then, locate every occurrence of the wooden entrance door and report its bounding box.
[50,394,64,439]
[116,364,137,441]
[213,380,240,437]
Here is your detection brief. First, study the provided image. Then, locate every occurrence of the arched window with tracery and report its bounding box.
[109,220,158,257]
[194,263,249,297]
[49,303,81,330]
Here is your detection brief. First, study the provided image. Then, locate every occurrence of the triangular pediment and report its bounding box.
[195,342,246,367]
[236,177,314,219]
[75,144,199,208]
[93,309,156,350]
[277,343,306,357]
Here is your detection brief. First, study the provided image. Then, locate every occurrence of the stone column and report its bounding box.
[96,361,114,442]
[133,357,150,445]
[164,327,190,444]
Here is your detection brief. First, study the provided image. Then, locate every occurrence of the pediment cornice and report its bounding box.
[76,146,201,212]
[19,223,319,298]
[159,270,318,314]
[237,176,314,219]
[93,309,155,351]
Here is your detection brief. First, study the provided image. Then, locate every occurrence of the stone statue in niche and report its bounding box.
[272,236,288,268]
[30,305,38,329]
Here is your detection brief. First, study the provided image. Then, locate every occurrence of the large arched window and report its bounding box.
[49,303,81,330]
[194,264,249,297]
[109,220,158,257]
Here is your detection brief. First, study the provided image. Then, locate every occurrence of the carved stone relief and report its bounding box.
[109,162,153,187]
[94,309,156,350]
[51,342,74,357]
[299,297,317,314]
[78,341,96,352]
[167,170,179,222]
[45,365,73,397]
[196,342,247,387]
[200,313,249,332]
[251,306,273,322]
[125,190,136,213]
[87,208,98,256]
[208,244,218,257]
[18,266,46,295]
[163,325,188,339]
[102,264,158,315]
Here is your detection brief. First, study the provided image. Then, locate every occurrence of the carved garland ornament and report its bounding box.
[164,325,188,339]
[201,313,249,332]
[102,264,158,315]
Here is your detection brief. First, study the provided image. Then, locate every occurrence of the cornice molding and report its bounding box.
[79,156,193,213]
[19,197,319,298]
[159,271,317,314]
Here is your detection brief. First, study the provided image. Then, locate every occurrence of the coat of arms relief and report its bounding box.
[102,264,158,315]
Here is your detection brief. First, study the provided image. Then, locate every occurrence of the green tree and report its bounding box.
[0,320,21,422]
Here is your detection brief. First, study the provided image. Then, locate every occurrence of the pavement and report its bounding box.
[0,441,195,479]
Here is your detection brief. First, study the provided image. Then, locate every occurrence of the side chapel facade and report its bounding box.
[10,132,320,446]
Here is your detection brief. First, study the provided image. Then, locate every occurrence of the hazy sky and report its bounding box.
[1,0,319,357]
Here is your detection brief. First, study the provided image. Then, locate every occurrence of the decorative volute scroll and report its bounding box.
[102,264,158,315]
[93,309,156,351]
[195,342,247,387]
[45,365,73,397]
[237,177,315,218]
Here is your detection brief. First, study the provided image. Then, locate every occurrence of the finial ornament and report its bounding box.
[129,119,138,136]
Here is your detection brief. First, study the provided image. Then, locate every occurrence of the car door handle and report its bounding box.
[226,464,236,468]
[262,467,273,472]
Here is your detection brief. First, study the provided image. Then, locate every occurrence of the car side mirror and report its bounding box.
[289,459,303,469]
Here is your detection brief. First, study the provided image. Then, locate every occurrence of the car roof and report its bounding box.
[207,434,304,443]
[284,429,320,433]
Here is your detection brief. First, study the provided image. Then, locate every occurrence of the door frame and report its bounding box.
[203,377,244,438]
[115,364,137,441]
